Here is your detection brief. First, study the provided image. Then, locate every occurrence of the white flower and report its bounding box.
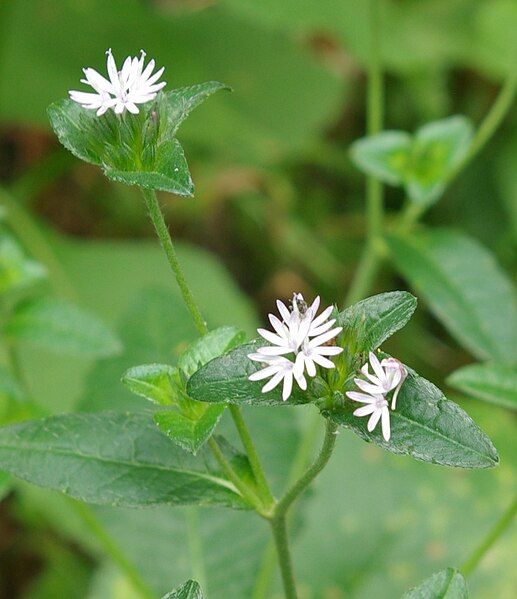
[248,293,343,400]
[355,352,407,409]
[346,391,391,441]
[69,49,166,116]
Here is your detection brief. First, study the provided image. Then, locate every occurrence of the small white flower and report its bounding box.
[248,293,343,400]
[346,391,391,441]
[69,49,166,116]
[354,351,407,409]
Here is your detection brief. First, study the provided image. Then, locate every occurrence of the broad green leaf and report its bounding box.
[0,411,248,508]
[0,470,11,501]
[338,291,417,354]
[0,365,41,425]
[403,568,468,598]
[350,131,412,186]
[162,580,203,599]
[121,364,178,406]
[0,234,46,296]
[3,296,122,357]
[326,361,498,468]
[447,363,517,412]
[48,83,228,195]
[408,116,473,205]
[178,326,246,377]
[154,405,225,455]
[187,341,311,406]
[387,230,517,364]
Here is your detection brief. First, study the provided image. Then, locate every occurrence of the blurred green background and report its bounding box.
[0,0,515,597]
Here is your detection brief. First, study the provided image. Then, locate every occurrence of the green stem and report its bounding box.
[140,188,207,336]
[185,506,207,592]
[275,419,338,519]
[229,404,274,508]
[344,0,384,307]
[461,496,516,576]
[269,515,297,599]
[70,501,155,599]
[208,437,263,512]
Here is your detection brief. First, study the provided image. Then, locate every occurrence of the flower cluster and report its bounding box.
[248,294,343,401]
[346,352,407,442]
[69,49,166,116]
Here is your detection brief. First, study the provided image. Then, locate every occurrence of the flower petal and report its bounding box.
[367,409,382,432]
[381,406,391,441]
[353,404,377,417]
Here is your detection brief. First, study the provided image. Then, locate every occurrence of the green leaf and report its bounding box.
[350,131,412,186]
[0,234,46,296]
[326,361,499,468]
[3,296,122,357]
[162,580,203,599]
[0,411,248,509]
[0,470,11,501]
[154,405,225,455]
[48,83,229,195]
[178,326,246,378]
[408,116,473,205]
[338,291,417,354]
[387,230,517,364]
[403,568,468,598]
[187,341,311,406]
[121,364,178,406]
[447,362,517,412]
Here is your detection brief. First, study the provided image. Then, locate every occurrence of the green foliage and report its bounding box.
[387,229,517,363]
[0,470,11,501]
[162,580,203,599]
[0,234,46,296]
[403,568,468,598]
[0,411,249,508]
[351,116,474,205]
[447,362,517,411]
[48,83,228,194]
[327,360,498,468]
[3,297,122,357]
[121,364,178,406]
[337,291,417,354]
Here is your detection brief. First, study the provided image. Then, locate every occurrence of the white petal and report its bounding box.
[308,319,336,337]
[353,404,376,417]
[256,346,293,356]
[367,409,382,432]
[106,49,120,89]
[268,314,288,338]
[144,66,165,86]
[354,378,386,395]
[369,352,386,383]
[311,354,335,369]
[309,305,334,329]
[346,391,377,404]
[305,356,316,377]
[249,365,282,381]
[308,327,342,348]
[282,371,293,400]
[312,346,342,356]
[257,328,286,347]
[262,371,284,393]
[381,406,391,441]
[82,68,115,94]
[125,102,140,114]
[276,300,291,323]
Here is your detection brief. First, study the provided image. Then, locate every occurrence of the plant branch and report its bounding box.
[269,515,297,599]
[461,496,516,577]
[275,419,338,519]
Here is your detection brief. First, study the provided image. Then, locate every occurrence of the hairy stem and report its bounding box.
[140,188,208,335]
[461,496,517,576]
[275,419,338,519]
[344,0,384,307]
[269,515,297,599]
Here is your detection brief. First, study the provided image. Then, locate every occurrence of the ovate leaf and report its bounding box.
[187,341,311,406]
[350,131,412,185]
[178,326,246,377]
[0,234,46,296]
[447,362,517,412]
[403,568,468,599]
[326,361,498,468]
[162,579,203,599]
[3,297,122,357]
[154,405,225,455]
[0,411,248,509]
[338,291,417,354]
[121,364,178,406]
[387,230,517,364]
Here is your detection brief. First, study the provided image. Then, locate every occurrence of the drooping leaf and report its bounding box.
[387,229,517,364]
[326,361,498,468]
[154,405,225,455]
[121,364,178,406]
[3,297,122,357]
[338,291,417,354]
[350,131,412,185]
[0,234,46,296]
[162,579,203,599]
[48,82,229,195]
[403,568,468,598]
[0,411,249,509]
[447,362,517,412]
[187,341,311,406]
[178,326,246,378]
